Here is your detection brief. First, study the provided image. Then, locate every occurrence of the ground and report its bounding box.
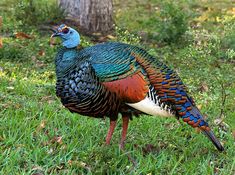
[0,0,235,174]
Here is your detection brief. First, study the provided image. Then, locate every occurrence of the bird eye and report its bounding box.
[62,28,69,34]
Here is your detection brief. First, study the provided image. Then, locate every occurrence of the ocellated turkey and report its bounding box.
[51,24,224,151]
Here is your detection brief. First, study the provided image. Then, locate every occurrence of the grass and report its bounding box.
[0,0,235,174]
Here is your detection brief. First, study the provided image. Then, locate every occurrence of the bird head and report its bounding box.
[51,24,80,48]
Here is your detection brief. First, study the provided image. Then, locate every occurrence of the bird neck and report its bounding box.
[55,47,78,77]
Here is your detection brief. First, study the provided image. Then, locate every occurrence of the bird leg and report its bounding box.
[105,119,117,145]
[120,115,129,149]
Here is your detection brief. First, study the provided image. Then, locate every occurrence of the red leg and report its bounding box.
[105,120,117,145]
[120,115,129,149]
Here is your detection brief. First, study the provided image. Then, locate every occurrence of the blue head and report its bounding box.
[51,24,80,48]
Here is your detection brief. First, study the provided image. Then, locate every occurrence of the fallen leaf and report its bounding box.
[15,32,33,39]
[92,32,101,36]
[36,120,47,133]
[97,36,106,42]
[214,118,223,125]
[38,50,45,56]
[214,118,229,132]
[197,104,202,110]
[67,160,90,170]
[31,56,45,68]
[0,38,2,48]
[0,16,2,28]
[56,164,65,170]
[203,114,208,120]
[49,37,56,47]
[32,165,43,171]
[199,82,209,92]
[32,165,44,175]
[41,96,54,104]
[232,130,235,139]
[107,35,116,39]
[47,148,53,154]
[214,167,220,174]
[31,56,37,62]
[55,136,63,145]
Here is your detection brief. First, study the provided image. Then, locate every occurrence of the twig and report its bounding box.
[120,147,137,169]
[215,76,228,122]
[219,82,227,119]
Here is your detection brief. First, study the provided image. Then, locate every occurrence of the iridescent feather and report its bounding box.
[54,25,224,151]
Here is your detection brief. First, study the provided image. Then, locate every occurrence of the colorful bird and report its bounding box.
[51,24,224,151]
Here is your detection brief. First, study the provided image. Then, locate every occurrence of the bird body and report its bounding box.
[55,42,175,119]
[52,24,224,151]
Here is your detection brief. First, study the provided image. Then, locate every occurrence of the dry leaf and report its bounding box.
[55,136,63,145]
[47,148,53,154]
[0,16,2,28]
[51,136,63,145]
[31,56,37,62]
[107,35,116,39]
[92,32,101,36]
[31,56,45,68]
[38,50,45,56]
[32,165,43,171]
[214,118,229,131]
[41,96,54,104]
[197,104,202,110]
[50,37,56,47]
[68,160,73,166]
[232,130,235,139]
[15,32,33,39]
[68,160,89,169]
[37,120,46,132]
[214,118,223,125]
[203,114,208,120]
[0,38,2,48]
[200,82,209,92]
[32,165,44,175]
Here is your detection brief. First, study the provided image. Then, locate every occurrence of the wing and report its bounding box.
[86,42,151,104]
[84,43,180,116]
[87,43,212,129]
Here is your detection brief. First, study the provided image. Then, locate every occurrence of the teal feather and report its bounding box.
[54,29,224,151]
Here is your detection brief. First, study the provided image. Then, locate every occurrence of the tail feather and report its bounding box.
[181,104,224,151]
[202,130,224,151]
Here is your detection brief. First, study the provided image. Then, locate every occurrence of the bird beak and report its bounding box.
[50,28,60,38]
[50,33,59,38]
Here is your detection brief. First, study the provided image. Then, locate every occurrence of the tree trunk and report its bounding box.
[58,0,113,33]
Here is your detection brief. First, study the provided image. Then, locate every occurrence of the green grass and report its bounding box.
[1,0,235,174]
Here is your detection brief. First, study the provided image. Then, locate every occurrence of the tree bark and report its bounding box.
[58,0,113,33]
